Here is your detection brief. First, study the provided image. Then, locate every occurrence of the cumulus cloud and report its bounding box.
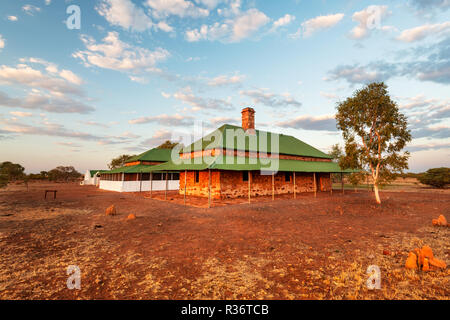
[7,16,18,22]
[97,0,154,32]
[327,36,450,85]
[173,86,233,111]
[277,114,336,131]
[0,90,94,114]
[207,73,245,87]
[129,113,194,126]
[240,88,302,108]
[0,59,95,114]
[72,32,170,75]
[325,63,390,84]
[397,22,450,43]
[146,0,209,19]
[0,35,4,51]
[0,63,84,96]
[138,129,176,149]
[185,8,269,42]
[349,5,391,40]
[271,14,295,31]
[300,13,344,38]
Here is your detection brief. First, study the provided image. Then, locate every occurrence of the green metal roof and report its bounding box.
[102,164,178,174]
[125,148,174,163]
[141,156,355,173]
[181,124,332,159]
[89,170,108,177]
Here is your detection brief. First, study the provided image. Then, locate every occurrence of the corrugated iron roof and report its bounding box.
[141,156,356,173]
[181,124,332,159]
[125,148,174,163]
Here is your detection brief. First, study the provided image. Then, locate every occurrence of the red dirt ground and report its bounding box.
[0,181,448,300]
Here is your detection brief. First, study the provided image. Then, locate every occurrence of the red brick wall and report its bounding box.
[179,170,331,199]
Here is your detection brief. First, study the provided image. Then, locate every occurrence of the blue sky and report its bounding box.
[0,0,449,173]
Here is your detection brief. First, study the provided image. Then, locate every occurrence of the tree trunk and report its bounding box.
[374,183,381,204]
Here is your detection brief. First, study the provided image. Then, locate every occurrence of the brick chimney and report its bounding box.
[241,107,255,131]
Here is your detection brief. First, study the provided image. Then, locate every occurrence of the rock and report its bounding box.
[421,245,434,260]
[429,258,447,269]
[383,249,390,256]
[126,213,136,220]
[432,215,447,226]
[422,258,430,272]
[405,252,418,269]
[105,205,116,216]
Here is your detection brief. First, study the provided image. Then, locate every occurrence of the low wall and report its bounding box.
[99,180,179,192]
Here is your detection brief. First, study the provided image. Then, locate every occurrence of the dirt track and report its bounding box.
[0,182,449,300]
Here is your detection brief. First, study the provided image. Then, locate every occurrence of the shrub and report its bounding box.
[418,167,450,188]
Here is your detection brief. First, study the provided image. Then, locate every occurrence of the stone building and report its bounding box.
[151,107,349,200]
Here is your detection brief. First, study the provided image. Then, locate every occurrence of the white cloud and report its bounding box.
[146,0,209,19]
[22,4,41,16]
[7,16,18,22]
[271,14,295,31]
[0,35,4,51]
[97,0,153,32]
[301,13,344,38]
[45,0,51,5]
[277,114,336,131]
[59,69,83,85]
[320,91,339,100]
[129,75,148,84]
[156,21,174,32]
[173,86,233,111]
[231,9,270,42]
[350,5,391,40]
[207,73,245,86]
[240,88,302,107]
[185,8,269,42]
[0,63,84,97]
[397,22,450,43]
[73,32,170,74]
[161,91,171,98]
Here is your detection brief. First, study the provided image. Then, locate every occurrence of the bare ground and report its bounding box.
[0,181,448,300]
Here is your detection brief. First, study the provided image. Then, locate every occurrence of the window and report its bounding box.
[195,171,200,183]
[172,173,180,180]
[243,171,249,182]
[285,172,291,182]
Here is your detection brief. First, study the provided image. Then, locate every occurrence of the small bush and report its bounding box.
[418,167,450,188]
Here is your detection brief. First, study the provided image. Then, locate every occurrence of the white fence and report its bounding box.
[99,180,179,192]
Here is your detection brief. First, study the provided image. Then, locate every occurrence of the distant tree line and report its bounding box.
[0,161,82,188]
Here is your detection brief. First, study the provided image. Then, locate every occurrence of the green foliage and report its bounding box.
[108,154,135,169]
[0,161,25,181]
[47,166,82,182]
[328,144,343,163]
[0,174,7,188]
[157,140,179,149]
[418,167,450,188]
[336,82,412,186]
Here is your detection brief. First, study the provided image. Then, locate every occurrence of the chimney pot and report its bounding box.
[241,107,255,131]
